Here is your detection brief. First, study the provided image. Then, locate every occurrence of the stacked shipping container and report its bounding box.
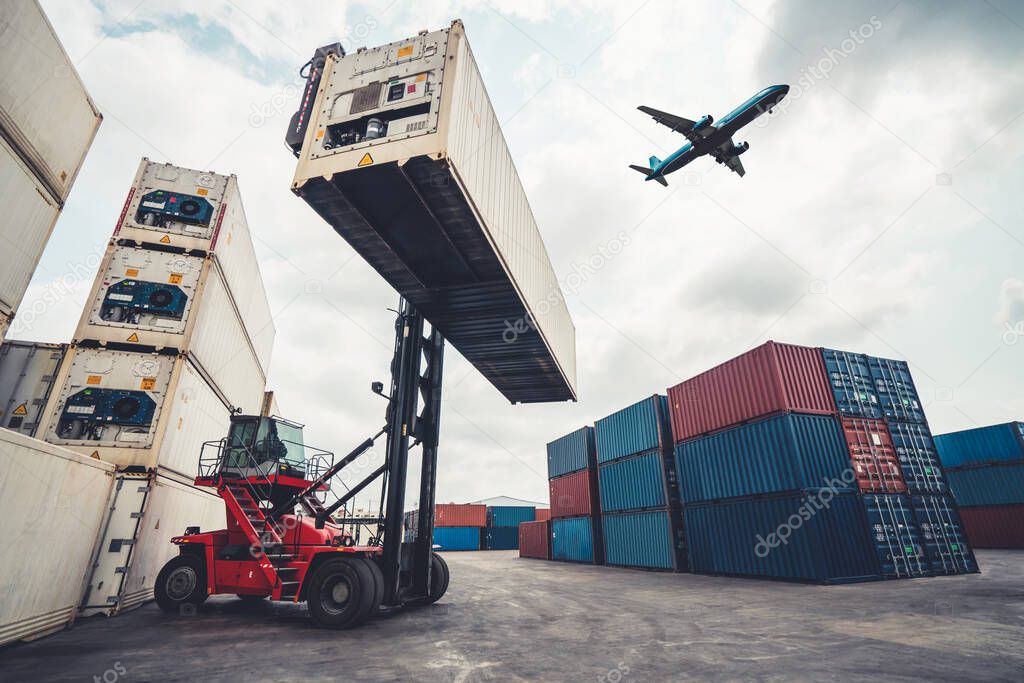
[547,427,603,564]
[432,503,486,551]
[484,505,535,550]
[935,422,1024,548]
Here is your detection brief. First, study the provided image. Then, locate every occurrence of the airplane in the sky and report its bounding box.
[630,84,790,185]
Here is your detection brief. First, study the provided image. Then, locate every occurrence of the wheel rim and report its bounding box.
[166,566,197,600]
[321,574,353,615]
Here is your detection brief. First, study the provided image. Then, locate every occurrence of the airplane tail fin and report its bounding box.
[629,164,668,186]
[648,155,662,168]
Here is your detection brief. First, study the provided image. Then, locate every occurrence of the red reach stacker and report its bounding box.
[154,302,449,628]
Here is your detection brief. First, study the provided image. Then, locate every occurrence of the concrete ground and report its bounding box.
[2,550,1023,682]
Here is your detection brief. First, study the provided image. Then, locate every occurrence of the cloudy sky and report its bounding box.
[17,0,1024,507]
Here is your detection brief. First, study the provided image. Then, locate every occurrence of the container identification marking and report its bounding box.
[140,377,156,390]
[398,45,413,58]
[196,188,209,196]
[168,273,183,284]
[358,153,374,167]
[126,268,139,277]
[86,375,102,385]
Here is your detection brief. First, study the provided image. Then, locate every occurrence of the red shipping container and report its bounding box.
[841,417,906,493]
[549,469,597,518]
[435,503,487,527]
[959,504,1024,549]
[519,520,551,559]
[668,341,836,443]
[534,508,552,522]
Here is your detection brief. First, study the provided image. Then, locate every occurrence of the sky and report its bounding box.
[15,0,1024,508]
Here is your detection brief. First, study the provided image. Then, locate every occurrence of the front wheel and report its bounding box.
[155,554,208,613]
[412,552,450,606]
[305,557,376,629]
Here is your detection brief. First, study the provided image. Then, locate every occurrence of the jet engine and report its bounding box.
[692,115,714,131]
[729,141,750,156]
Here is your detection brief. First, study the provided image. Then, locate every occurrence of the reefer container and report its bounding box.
[484,526,519,550]
[598,451,674,513]
[290,21,576,404]
[935,421,1024,468]
[821,348,882,419]
[677,413,854,504]
[487,505,535,528]
[868,356,925,423]
[549,469,598,518]
[435,503,487,527]
[0,135,61,317]
[519,520,551,559]
[667,341,835,443]
[76,242,272,379]
[909,494,978,575]
[860,494,930,578]
[36,346,236,471]
[547,426,595,478]
[602,509,687,571]
[840,417,906,493]
[958,505,1024,549]
[944,462,1024,506]
[0,340,65,436]
[887,421,947,494]
[551,516,601,564]
[0,429,114,645]
[594,395,672,464]
[432,526,481,551]
[0,1,101,203]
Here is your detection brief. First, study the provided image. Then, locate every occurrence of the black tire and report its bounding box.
[155,554,207,614]
[305,557,375,629]
[360,556,384,617]
[236,593,269,603]
[414,552,450,606]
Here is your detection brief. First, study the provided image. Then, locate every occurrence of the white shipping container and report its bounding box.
[291,21,576,403]
[0,0,101,203]
[0,429,114,645]
[0,340,65,436]
[0,135,61,315]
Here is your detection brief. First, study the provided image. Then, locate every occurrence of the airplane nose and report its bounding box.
[778,84,790,95]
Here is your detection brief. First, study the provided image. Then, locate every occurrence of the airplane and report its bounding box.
[630,84,790,185]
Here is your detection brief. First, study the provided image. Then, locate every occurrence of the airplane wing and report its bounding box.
[710,139,747,177]
[637,106,706,143]
[724,155,745,177]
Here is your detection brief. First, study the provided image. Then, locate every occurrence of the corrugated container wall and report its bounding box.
[602,510,686,571]
[944,463,1024,506]
[910,494,978,574]
[519,520,551,559]
[888,421,947,494]
[594,395,670,464]
[549,469,598,518]
[534,508,551,522]
[868,357,926,423]
[547,426,595,478]
[821,348,882,419]
[435,503,487,528]
[958,505,1024,549]
[840,417,906,493]
[433,526,481,551]
[0,340,65,436]
[935,422,1024,468]
[551,516,598,564]
[598,452,670,512]
[667,341,836,443]
[484,527,519,550]
[860,494,931,578]
[487,506,535,528]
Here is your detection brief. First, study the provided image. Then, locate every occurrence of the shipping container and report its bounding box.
[487,505,535,528]
[868,356,926,423]
[594,395,671,464]
[534,508,551,522]
[958,504,1024,549]
[290,21,576,404]
[551,516,600,564]
[0,430,114,645]
[0,135,61,317]
[860,494,931,578]
[841,417,906,493]
[601,509,686,571]
[945,462,1024,506]
[0,1,101,203]
[0,340,65,436]
[598,451,673,513]
[934,421,1024,468]
[667,341,835,443]
[36,346,238,471]
[677,413,854,504]
[549,469,598,518]
[547,426,596,478]
[910,494,978,575]
[821,348,882,419]
[432,526,481,551]
[435,503,487,527]
[484,526,519,550]
[518,520,551,559]
[887,421,947,494]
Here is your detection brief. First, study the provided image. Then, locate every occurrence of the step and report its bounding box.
[280,581,300,598]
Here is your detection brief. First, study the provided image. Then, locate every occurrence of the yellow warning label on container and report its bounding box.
[196,188,209,196]
[358,153,374,167]
[87,375,102,385]
[126,333,140,343]
[398,45,413,58]
[416,74,426,82]
[159,235,171,244]
[168,273,182,284]
[316,129,325,139]
[140,377,156,390]
[13,403,27,416]
[126,268,139,277]
[90,451,100,460]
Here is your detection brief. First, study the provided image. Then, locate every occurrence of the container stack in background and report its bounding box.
[432,503,487,551]
[0,1,101,344]
[483,500,536,550]
[594,396,686,571]
[935,422,1024,549]
[547,427,603,564]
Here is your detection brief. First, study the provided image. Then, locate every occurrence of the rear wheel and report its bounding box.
[155,554,207,613]
[360,556,384,617]
[306,557,375,629]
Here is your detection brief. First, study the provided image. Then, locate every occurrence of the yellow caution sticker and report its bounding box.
[126,268,139,277]
[168,273,182,284]
[159,235,171,244]
[86,375,102,385]
[196,188,209,196]
[140,377,156,391]
[358,153,374,167]
[398,45,413,58]
[316,129,325,139]
[90,451,100,460]
[415,74,426,82]
[126,333,140,343]
[13,403,27,416]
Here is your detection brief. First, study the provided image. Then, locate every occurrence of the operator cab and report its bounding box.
[220,415,308,481]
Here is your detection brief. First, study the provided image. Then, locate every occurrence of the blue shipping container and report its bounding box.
[684,492,882,583]
[433,526,481,551]
[602,510,685,571]
[910,494,978,575]
[547,426,596,478]
[887,421,947,494]
[484,526,520,550]
[945,462,1024,506]
[934,421,1024,468]
[822,348,883,419]
[551,516,597,563]
[868,356,926,423]
[487,506,536,528]
[677,413,855,504]
[860,494,931,578]
[598,451,670,512]
[594,395,670,464]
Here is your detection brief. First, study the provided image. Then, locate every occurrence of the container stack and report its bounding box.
[432,503,487,551]
[484,504,535,550]
[0,340,65,437]
[519,520,552,559]
[547,426,603,564]
[594,396,686,571]
[935,422,1024,549]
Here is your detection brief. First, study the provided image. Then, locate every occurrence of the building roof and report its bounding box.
[471,495,549,508]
